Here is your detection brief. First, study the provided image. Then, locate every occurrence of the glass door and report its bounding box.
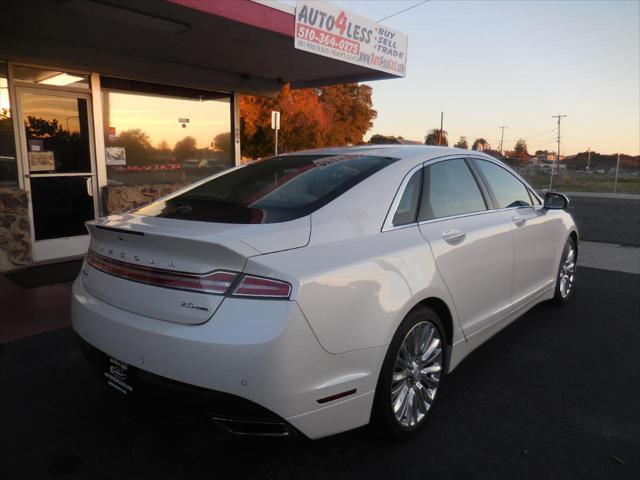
[16,86,98,262]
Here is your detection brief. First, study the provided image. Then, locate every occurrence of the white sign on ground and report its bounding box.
[294,0,408,77]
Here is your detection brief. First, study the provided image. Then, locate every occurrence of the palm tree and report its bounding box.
[424,129,448,146]
[472,138,490,151]
[454,136,469,149]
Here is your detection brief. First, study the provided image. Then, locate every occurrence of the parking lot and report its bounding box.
[1,195,639,480]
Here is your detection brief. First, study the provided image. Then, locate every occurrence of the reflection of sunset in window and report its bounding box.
[0,78,10,118]
[21,94,82,135]
[101,87,233,186]
[102,91,230,150]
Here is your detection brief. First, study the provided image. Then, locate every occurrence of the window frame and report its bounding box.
[417,157,491,223]
[382,154,543,232]
[469,156,543,210]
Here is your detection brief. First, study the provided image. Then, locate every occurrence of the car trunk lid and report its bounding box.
[81,213,309,324]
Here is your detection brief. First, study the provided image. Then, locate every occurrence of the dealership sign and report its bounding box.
[294,0,408,77]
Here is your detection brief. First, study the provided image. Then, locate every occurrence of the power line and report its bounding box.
[377,0,431,22]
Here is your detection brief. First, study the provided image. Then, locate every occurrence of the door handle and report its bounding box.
[442,229,466,244]
[86,177,94,197]
[512,215,526,227]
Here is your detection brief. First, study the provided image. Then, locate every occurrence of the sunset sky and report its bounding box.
[284,0,640,155]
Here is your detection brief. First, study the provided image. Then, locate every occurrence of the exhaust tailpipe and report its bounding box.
[211,417,292,436]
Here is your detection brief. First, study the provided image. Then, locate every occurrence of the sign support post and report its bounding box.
[271,110,280,156]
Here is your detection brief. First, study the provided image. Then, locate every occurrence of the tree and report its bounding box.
[104,129,153,165]
[513,139,529,160]
[472,138,490,151]
[214,132,232,153]
[173,136,197,162]
[424,129,448,146]
[239,83,377,158]
[369,134,401,144]
[454,136,468,149]
[318,83,376,145]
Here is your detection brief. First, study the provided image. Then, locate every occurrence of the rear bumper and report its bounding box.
[71,278,386,439]
[77,335,296,435]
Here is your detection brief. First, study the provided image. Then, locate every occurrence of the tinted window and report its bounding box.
[419,159,487,221]
[393,169,422,226]
[476,159,532,208]
[136,154,397,224]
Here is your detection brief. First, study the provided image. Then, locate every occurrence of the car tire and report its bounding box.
[553,236,577,305]
[371,306,445,439]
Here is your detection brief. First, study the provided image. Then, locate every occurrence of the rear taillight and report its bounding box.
[231,275,292,299]
[86,251,237,294]
[85,251,291,299]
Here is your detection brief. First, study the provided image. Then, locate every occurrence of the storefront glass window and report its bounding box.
[1,63,18,187]
[12,65,89,90]
[101,77,233,186]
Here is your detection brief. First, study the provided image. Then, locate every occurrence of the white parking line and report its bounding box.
[579,241,640,275]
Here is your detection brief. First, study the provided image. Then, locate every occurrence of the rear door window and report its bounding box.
[475,159,532,209]
[135,154,398,224]
[419,159,488,221]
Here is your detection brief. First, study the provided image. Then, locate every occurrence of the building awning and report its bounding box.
[1,0,398,96]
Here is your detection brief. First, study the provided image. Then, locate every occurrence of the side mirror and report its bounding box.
[544,192,569,210]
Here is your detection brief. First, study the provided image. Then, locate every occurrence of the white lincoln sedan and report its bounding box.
[72,146,578,439]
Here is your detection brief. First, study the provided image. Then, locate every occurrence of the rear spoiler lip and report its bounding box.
[86,213,310,256]
[95,225,144,236]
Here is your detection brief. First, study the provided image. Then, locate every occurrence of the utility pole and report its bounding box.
[498,126,508,155]
[438,111,444,146]
[549,114,567,190]
[586,147,591,171]
[613,153,620,193]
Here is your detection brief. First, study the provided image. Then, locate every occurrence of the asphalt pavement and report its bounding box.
[1,267,638,480]
[567,195,640,247]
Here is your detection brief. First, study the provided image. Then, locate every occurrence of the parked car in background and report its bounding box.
[182,158,227,180]
[72,146,578,439]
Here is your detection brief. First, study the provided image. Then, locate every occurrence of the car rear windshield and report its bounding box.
[134,154,398,224]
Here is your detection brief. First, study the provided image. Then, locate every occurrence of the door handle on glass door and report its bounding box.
[86,177,94,197]
[442,229,466,244]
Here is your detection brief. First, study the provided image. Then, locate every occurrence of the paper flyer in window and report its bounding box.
[105,147,126,166]
[28,151,55,171]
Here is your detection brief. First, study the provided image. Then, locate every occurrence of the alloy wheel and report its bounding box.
[391,321,443,428]
[559,241,576,298]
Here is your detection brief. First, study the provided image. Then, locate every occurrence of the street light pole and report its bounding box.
[438,111,444,146]
[586,147,591,171]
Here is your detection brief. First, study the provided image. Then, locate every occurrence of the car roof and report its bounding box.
[278,145,493,167]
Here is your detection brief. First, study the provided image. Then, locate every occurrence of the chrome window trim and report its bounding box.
[418,204,530,227]
[382,153,544,233]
